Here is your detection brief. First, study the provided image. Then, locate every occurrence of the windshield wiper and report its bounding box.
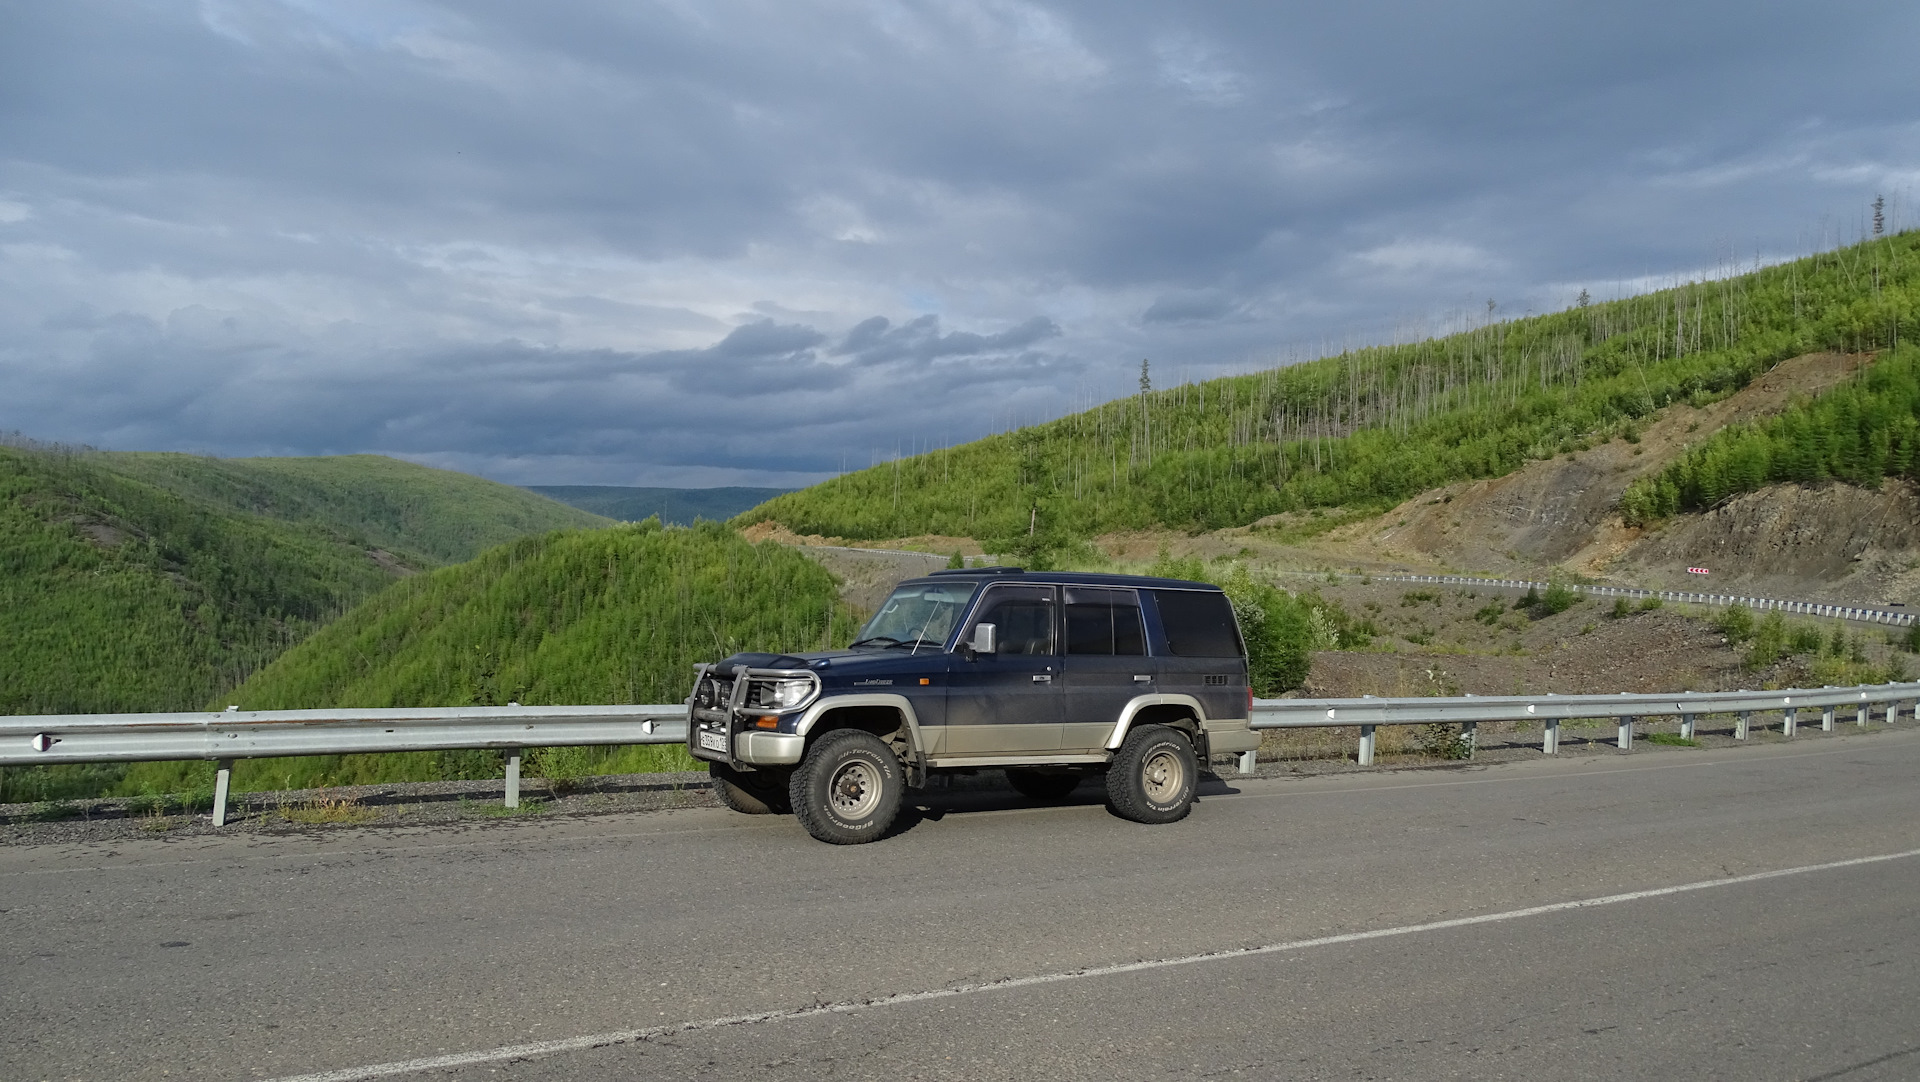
[900,637,944,654]
[848,636,901,648]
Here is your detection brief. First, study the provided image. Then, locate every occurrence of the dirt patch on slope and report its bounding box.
[1613,480,1920,605]
[1307,351,1870,576]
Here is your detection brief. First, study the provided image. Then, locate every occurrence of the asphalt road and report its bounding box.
[7,730,1920,1081]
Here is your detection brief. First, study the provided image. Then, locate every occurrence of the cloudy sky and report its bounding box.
[3,1,1916,486]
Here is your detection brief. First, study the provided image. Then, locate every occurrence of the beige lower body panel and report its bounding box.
[940,723,1061,756]
[1202,718,1259,754]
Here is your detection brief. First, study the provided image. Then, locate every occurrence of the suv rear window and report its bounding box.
[1151,589,1242,657]
[1064,587,1145,656]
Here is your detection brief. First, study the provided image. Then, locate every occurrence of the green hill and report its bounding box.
[0,448,607,720]
[743,231,1919,552]
[526,485,792,525]
[121,520,858,794]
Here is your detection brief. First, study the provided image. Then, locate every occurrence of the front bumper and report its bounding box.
[687,663,818,769]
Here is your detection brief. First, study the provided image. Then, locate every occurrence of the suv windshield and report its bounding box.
[850,581,980,653]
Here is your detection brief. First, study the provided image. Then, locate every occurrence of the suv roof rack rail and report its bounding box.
[928,566,1024,576]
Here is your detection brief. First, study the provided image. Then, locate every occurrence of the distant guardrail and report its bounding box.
[1280,571,1916,628]
[6,682,1917,827]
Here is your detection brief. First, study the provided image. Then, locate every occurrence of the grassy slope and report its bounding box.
[0,449,607,719]
[124,521,859,793]
[744,232,1920,545]
[526,485,791,525]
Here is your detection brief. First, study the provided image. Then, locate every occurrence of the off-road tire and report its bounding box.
[1005,768,1082,802]
[710,762,791,815]
[1106,724,1197,824]
[789,729,904,844]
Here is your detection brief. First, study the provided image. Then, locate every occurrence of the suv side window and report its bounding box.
[967,585,1057,656]
[1064,587,1145,656]
[1150,589,1242,656]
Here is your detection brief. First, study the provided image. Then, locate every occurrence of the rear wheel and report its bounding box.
[1005,768,1082,802]
[1106,724,1197,824]
[789,729,903,844]
[710,762,791,815]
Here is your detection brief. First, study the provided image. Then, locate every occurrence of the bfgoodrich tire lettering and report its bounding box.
[1106,724,1196,824]
[710,762,791,815]
[789,729,904,844]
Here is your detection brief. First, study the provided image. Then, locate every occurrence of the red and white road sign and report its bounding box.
[1686,567,1710,575]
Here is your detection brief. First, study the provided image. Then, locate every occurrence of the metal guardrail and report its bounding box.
[1250,682,1920,766]
[5,681,1918,826]
[1279,571,1916,627]
[0,705,687,824]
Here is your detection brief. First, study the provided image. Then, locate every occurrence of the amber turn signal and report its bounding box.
[754,716,779,729]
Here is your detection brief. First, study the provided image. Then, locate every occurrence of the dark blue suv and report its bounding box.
[688,567,1258,844]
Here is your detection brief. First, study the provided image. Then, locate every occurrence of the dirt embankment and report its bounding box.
[1613,480,1920,605]
[1310,351,1871,577]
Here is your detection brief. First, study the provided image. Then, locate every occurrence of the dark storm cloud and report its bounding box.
[2,1,1916,484]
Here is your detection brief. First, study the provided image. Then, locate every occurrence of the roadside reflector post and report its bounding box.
[1680,713,1696,741]
[211,759,234,827]
[505,748,523,808]
[1357,724,1376,767]
[1822,705,1835,732]
[1783,707,1797,738]
[1236,750,1257,775]
[1736,712,1750,740]
[1543,718,1559,755]
[1463,720,1477,758]
[1617,716,1633,751]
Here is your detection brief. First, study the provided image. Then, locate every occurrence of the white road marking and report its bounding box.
[261,845,1920,1082]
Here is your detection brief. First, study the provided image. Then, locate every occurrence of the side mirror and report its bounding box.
[966,623,997,657]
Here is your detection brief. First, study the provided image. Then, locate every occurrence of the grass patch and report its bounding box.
[1646,732,1701,747]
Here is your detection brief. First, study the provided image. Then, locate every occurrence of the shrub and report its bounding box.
[1715,604,1755,643]
[1540,578,1580,615]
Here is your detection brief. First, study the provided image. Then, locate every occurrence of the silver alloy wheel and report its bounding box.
[1141,747,1185,804]
[829,759,882,819]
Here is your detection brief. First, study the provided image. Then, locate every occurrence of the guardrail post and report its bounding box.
[1736,712,1750,740]
[1857,702,1869,727]
[1463,720,1477,758]
[505,748,523,808]
[211,759,234,827]
[1543,718,1559,755]
[1680,713,1696,740]
[1357,724,1376,767]
[1783,707,1796,737]
[1617,717,1633,750]
[1822,705,1835,731]
[1236,750,1257,775]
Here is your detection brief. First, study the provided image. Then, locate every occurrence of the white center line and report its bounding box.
[260,845,1920,1082]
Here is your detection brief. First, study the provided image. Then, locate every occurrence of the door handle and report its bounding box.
[1133,675,1152,683]
[1032,674,1052,684]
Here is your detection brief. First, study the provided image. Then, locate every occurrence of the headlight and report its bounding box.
[764,677,815,709]
[693,679,716,707]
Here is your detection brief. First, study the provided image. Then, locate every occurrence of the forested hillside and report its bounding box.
[1621,344,1920,523]
[120,521,858,793]
[744,231,1919,549]
[0,446,607,718]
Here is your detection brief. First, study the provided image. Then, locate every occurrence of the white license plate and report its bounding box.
[697,729,729,753]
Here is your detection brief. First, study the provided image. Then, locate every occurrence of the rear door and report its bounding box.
[1147,588,1248,723]
[1060,587,1151,751]
[941,584,1063,755]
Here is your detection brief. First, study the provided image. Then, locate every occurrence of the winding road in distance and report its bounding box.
[7,728,1920,1081]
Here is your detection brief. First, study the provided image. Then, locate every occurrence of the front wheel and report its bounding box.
[1106,725,1197,824]
[789,729,904,844]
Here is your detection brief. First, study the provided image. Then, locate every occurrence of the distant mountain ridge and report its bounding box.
[527,485,792,525]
